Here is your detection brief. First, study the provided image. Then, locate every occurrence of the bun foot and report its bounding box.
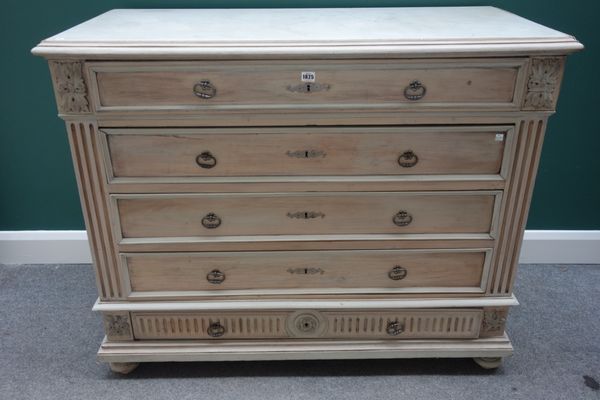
[473,357,502,369]
[109,362,139,374]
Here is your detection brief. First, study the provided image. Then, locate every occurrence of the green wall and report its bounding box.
[1,0,598,230]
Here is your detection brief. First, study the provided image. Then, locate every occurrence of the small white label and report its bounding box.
[301,72,316,82]
[495,133,505,142]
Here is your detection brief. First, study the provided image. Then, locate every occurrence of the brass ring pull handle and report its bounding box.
[398,150,418,168]
[404,80,426,101]
[206,269,225,284]
[386,321,404,336]
[193,80,217,99]
[201,212,222,229]
[207,322,226,337]
[388,266,408,280]
[196,151,217,169]
[393,210,413,227]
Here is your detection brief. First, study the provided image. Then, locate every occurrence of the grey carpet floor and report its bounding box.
[0,264,598,400]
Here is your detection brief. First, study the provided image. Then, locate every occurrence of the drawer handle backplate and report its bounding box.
[207,322,226,337]
[398,150,418,168]
[389,266,408,280]
[386,320,404,336]
[404,80,426,101]
[206,269,225,284]
[287,82,331,93]
[193,80,217,99]
[201,212,222,229]
[393,210,413,227]
[196,151,217,169]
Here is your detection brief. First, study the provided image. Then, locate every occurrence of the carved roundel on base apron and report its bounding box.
[286,310,328,338]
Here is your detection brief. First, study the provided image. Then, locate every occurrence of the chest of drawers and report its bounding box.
[33,7,582,374]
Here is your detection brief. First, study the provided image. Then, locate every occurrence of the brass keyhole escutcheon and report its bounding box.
[286,82,331,93]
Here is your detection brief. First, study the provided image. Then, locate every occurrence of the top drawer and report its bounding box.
[87,59,528,112]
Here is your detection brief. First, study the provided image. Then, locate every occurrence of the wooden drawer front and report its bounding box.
[89,59,526,112]
[113,191,500,240]
[131,309,482,340]
[104,126,510,180]
[122,249,490,298]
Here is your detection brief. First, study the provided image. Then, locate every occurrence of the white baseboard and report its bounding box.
[0,230,599,265]
[518,230,600,264]
[0,231,92,264]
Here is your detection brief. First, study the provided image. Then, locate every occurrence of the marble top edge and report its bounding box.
[33,7,582,56]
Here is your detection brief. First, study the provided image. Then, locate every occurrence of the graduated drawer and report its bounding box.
[120,249,491,299]
[131,309,483,340]
[102,126,512,181]
[111,191,501,241]
[88,59,527,112]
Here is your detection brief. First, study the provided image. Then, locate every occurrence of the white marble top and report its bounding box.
[32,7,582,58]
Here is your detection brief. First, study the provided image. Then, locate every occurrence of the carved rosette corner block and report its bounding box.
[480,308,508,337]
[103,313,133,341]
[49,61,90,114]
[522,57,564,111]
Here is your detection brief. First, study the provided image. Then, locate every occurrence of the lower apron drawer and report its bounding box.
[131,309,483,340]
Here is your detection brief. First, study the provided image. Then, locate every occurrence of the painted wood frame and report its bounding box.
[33,7,581,371]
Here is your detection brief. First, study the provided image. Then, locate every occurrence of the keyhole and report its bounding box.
[304,268,309,274]
[304,151,309,158]
[304,212,309,218]
[306,84,311,92]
